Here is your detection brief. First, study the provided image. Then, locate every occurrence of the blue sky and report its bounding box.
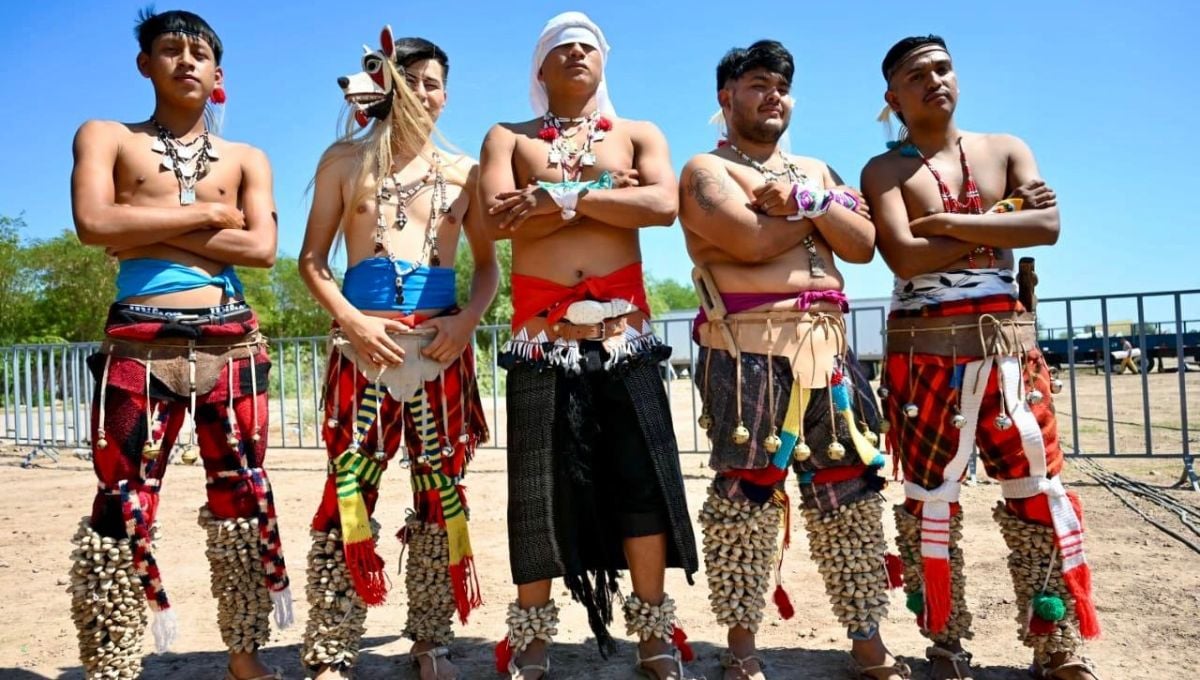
[0,1,1197,325]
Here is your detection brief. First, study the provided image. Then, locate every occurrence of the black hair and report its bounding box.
[394,37,450,85]
[135,7,223,64]
[715,40,794,91]
[881,35,946,81]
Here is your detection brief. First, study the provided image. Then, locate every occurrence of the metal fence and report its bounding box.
[3,291,1197,486]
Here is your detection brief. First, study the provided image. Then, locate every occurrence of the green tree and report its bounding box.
[0,215,33,344]
[26,229,117,342]
[454,237,511,329]
[645,274,699,315]
[239,258,332,339]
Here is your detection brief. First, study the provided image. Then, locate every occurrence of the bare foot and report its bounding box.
[1035,652,1100,680]
[411,641,457,680]
[227,651,278,680]
[851,636,909,679]
[511,639,549,679]
[313,664,351,680]
[721,625,764,680]
[926,642,974,680]
[637,637,685,679]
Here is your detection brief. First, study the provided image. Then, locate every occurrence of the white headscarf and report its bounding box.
[529,11,616,117]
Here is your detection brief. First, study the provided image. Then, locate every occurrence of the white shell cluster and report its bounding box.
[504,599,560,656]
[198,507,272,653]
[622,593,681,643]
[300,524,373,672]
[68,520,147,679]
[802,495,891,636]
[402,520,455,645]
[992,503,1082,663]
[699,488,780,634]
[893,506,973,644]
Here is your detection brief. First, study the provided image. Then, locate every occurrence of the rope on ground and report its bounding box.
[1075,457,1200,555]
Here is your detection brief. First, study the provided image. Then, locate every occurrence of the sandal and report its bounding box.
[1030,656,1102,680]
[720,650,766,680]
[507,653,550,679]
[924,646,974,680]
[225,667,283,680]
[850,655,912,679]
[636,647,700,679]
[411,646,452,678]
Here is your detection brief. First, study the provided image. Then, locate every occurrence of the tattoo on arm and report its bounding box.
[688,168,728,215]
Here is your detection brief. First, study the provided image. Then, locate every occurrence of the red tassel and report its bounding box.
[1027,615,1057,636]
[209,86,226,104]
[494,637,513,675]
[1063,565,1101,639]
[885,553,905,589]
[449,557,483,625]
[922,556,952,634]
[354,110,369,128]
[670,626,695,663]
[344,540,387,606]
[773,584,795,620]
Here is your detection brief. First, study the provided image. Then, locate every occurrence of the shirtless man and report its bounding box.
[478,11,698,680]
[861,35,1100,680]
[68,9,290,680]
[680,40,909,680]
[297,30,496,680]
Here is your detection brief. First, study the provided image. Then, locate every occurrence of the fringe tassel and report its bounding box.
[670,626,695,663]
[885,553,905,589]
[271,586,294,630]
[773,584,795,620]
[344,539,387,606]
[449,557,483,625]
[1064,565,1101,639]
[922,557,952,634]
[494,636,513,675]
[151,607,178,653]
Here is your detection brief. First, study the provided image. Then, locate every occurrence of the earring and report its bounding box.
[210,87,226,104]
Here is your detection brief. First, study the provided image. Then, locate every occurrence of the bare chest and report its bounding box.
[114,142,242,206]
[343,176,469,266]
[513,130,634,186]
[900,149,1009,217]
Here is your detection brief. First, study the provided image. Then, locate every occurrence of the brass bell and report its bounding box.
[732,423,751,445]
[698,412,714,430]
[763,432,782,454]
[96,436,109,449]
[878,420,891,434]
[827,441,846,460]
[994,413,1014,431]
[1027,389,1045,406]
[864,429,880,447]
[795,442,812,461]
[903,403,920,419]
[142,441,160,460]
[877,386,890,399]
[1050,378,1064,394]
[951,413,968,429]
[180,446,199,465]
[326,417,339,429]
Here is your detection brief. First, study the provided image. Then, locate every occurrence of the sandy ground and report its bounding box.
[0,442,1198,680]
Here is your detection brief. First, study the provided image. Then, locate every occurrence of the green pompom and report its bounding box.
[906,591,924,615]
[1032,592,1066,622]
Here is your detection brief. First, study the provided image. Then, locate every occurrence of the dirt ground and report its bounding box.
[0,442,1197,680]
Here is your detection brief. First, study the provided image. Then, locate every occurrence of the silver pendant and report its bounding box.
[151,138,166,154]
[581,152,597,167]
[548,149,562,165]
[180,187,196,205]
[593,130,606,141]
[160,155,175,171]
[809,253,828,278]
